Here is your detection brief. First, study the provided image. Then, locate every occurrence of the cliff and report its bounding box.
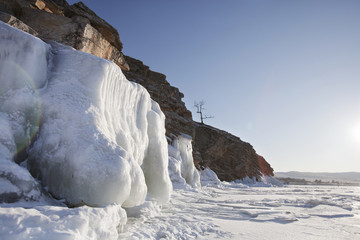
[0,0,274,181]
[0,0,129,70]
[193,123,274,181]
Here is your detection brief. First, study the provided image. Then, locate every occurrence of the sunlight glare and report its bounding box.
[352,123,360,142]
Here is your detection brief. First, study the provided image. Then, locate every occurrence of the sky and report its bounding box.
[68,0,360,172]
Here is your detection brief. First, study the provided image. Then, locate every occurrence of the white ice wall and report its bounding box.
[168,134,200,188]
[0,22,172,207]
[0,22,48,202]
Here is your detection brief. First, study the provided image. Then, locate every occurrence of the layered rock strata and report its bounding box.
[0,0,129,70]
[193,122,273,181]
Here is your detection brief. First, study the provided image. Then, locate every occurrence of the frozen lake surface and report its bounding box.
[1,182,359,239]
[121,184,360,239]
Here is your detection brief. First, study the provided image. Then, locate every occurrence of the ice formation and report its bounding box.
[0,204,127,239]
[168,134,200,188]
[0,22,48,202]
[199,167,222,186]
[0,22,172,207]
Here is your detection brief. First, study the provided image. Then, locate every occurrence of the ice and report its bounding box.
[168,134,200,189]
[119,184,360,239]
[0,23,46,203]
[200,167,222,186]
[0,22,172,207]
[261,175,284,186]
[26,42,172,207]
[0,21,48,91]
[0,204,126,240]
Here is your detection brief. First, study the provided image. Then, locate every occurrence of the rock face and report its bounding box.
[0,0,274,181]
[257,155,274,177]
[193,123,273,181]
[0,0,129,70]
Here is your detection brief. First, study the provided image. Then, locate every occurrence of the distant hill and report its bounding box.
[275,171,360,184]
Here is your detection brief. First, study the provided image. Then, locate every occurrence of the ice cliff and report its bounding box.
[0,22,172,207]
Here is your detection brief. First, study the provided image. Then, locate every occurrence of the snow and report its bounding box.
[199,167,222,186]
[120,184,360,240]
[1,182,359,239]
[1,21,359,240]
[0,203,126,240]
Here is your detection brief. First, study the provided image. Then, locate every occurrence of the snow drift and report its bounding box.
[0,22,172,207]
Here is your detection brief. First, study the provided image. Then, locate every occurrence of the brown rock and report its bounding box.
[257,154,274,176]
[193,122,274,181]
[0,0,129,70]
[64,2,123,51]
[0,11,38,35]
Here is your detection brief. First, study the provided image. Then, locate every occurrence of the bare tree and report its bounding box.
[194,101,214,124]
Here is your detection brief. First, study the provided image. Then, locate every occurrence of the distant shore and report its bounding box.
[275,177,360,186]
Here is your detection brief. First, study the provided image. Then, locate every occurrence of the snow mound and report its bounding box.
[0,22,172,207]
[200,167,222,186]
[232,175,284,187]
[168,134,200,189]
[0,204,126,240]
[262,175,284,186]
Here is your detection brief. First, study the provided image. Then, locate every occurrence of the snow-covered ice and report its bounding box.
[119,184,360,240]
[1,182,359,239]
[168,134,201,189]
[0,203,127,240]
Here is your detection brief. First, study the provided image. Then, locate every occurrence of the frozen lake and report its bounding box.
[121,184,360,239]
[1,182,359,239]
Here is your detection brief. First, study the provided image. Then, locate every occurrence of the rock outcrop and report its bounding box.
[257,154,274,177]
[193,123,273,181]
[0,0,129,70]
[1,0,274,181]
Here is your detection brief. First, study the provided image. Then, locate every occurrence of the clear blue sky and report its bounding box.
[68,0,360,172]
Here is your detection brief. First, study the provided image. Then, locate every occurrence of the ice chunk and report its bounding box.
[0,22,48,91]
[262,175,284,186]
[0,162,42,203]
[200,167,222,186]
[168,135,200,188]
[27,41,172,207]
[168,144,188,187]
[0,204,127,239]
[142,102,172,202]
[0,23,46,203]
[0,22,172,207]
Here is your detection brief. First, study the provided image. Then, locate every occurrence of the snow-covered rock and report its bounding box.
[0,22,172,207]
